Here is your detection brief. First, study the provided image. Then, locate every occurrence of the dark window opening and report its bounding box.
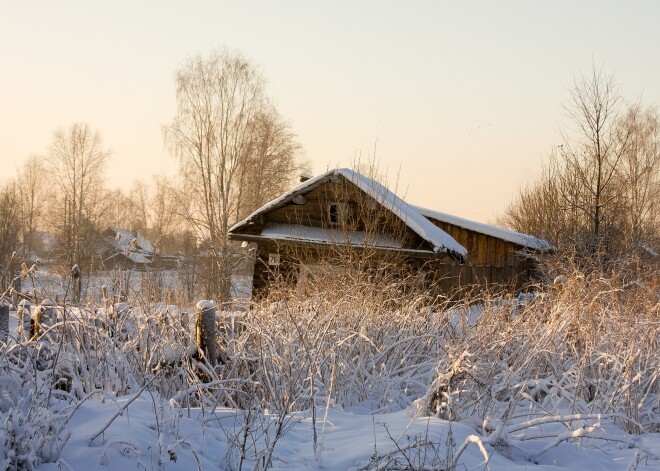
[329,203,338,223]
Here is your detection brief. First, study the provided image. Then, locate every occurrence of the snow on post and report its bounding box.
[195,300,217,366]
[38,298,55,326]
[17,299,31,341]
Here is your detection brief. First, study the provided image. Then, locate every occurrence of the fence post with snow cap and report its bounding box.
[17,299,31,341]
[196,300,217,366]
[40,298,56,325]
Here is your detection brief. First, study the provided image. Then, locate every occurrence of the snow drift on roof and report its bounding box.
[109,227,155,254]
[229,169,467,259]
[412,205,551,251]
[107,227,154,264]
[261,222,404,249]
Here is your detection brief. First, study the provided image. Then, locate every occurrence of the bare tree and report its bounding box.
[0,180,22,287]
[48,123,109,268]
[164,49,303,300]
[502,66,660,266]
[234,108,303,219]
[105,188,131,230]
[616,105,660,249]
[16,155,50,258]
[145,175,180,252]
[556,65,631,254]
[104,182,149,234]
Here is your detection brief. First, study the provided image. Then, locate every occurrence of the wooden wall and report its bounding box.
[259,180,430,252]
[419,261,529,296]
[425,218,528,268]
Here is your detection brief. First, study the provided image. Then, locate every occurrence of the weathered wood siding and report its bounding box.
[418,216,535,293]
[248,180,433,253]
[420,262,530,295]
[251,245,301,299]
[425,218,528,268]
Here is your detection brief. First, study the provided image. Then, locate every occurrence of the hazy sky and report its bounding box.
[1,1,659,223]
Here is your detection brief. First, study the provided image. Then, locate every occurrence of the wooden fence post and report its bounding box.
[17,299,31,341]
[71,264,81,303]
[196,300,217,366]
[0,304,8,343]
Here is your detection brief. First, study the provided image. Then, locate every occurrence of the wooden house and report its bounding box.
[228,169,551,297]
[101,228,180,270]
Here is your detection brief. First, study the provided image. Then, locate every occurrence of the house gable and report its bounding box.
[229,169,466,260]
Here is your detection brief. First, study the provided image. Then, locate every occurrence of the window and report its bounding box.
[328,202,349,225]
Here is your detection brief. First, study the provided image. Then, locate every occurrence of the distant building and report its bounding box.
[102,228,178,270]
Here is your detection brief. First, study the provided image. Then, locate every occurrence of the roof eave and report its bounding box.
[229,232,462,261]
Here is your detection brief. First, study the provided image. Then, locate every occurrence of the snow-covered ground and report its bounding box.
[1,270,658,470]
[15,267,253,306]
[35,392,660,471]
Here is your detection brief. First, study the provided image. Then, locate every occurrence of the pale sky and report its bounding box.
[1,1,659,223]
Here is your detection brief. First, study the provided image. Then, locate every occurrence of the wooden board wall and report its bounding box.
[261,180,431,252]
[416,260,530,297]
[425,218,529,268]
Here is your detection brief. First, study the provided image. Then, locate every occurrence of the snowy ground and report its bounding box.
[2,269,659,470]
[1,311,657,471]
[38,392,660,470]
[15,268,253,305]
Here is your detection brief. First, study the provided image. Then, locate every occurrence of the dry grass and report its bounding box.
[1,260,658,468]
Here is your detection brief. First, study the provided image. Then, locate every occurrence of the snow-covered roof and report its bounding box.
[106,227,154,264]
[411,205,551,251]
[229,168,467,259]
[261,222,404,249]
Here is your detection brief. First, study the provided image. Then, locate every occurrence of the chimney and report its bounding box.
[299,172,313,183]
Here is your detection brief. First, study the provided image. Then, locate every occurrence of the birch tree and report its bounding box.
[17,155,50,257]
[164,49,302,300]
[502,67,660,264]
[48,123,109,267]
[0,180,21,287]
[616,105,660,249]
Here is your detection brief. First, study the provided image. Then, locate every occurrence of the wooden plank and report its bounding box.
[478,234,487,265]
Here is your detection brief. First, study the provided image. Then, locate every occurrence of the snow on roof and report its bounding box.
[110,227,135,249]
[411,205,551,251]
[342,170,466,257]
[229,168,467,259]
[261,222,404,249]
[109,227,154,253]
[107,227,154,264]
[136,233,154,253]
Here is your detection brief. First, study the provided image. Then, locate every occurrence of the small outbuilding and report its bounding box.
[228,169,550,297]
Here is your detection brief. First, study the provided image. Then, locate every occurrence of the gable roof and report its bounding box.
[104,227,155,264]
[229,168,467,259]
[411,206,552,251]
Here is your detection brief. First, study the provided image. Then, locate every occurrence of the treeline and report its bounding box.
[0,49,307,300]
[501,66,660,267]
